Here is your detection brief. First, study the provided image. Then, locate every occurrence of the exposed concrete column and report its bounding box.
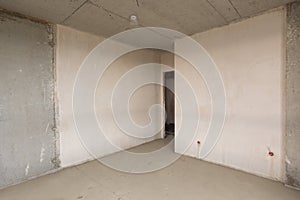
[0,10,58,189]
[286,1,300,189]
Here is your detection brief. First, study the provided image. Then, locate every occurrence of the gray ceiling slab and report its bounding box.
[62,2,130,37]
[0,0,87,23]
[88,0,227,36]
[142,0,227,34]
[89,0,187,34]
[230,0,295,17]
[207,0,241,22]
[0,0,297,37]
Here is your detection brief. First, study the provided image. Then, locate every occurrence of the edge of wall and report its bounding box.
[285,1,300,189]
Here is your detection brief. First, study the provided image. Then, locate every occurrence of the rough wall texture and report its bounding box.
[0,11,58,188]
[286,2,300,189]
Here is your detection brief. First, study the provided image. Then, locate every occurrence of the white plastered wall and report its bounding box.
[56,25,162,167]
[175,9,285,180]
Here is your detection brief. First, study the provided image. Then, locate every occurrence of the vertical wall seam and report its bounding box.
[282,5,287,183]
[50,23,61,168]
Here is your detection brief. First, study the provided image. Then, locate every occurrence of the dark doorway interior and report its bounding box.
[164,71,175,137]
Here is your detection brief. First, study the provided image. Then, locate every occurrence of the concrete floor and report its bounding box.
[0,137,300,200]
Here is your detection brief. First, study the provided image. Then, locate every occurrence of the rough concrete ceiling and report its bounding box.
[0,0,296,37]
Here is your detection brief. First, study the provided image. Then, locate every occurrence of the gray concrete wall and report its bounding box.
[0,11,58,188]
[286,1,300,189]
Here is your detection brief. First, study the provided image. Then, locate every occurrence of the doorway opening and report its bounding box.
[163,71,175,138]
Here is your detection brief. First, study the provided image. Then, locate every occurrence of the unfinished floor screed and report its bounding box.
[0,139,300,200]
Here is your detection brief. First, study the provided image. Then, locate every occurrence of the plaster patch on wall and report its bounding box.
[40,148,46,163]
[286,157,291,165]
[25,164,30,176]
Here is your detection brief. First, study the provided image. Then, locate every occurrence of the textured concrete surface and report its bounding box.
[0,0,296,37]
[0,138,300,200]
[0,0,87,23]
[0,11,58,188]
[230,0,294,17]
[286,1,300,189]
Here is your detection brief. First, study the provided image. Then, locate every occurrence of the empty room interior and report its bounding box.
[0,0,300,199]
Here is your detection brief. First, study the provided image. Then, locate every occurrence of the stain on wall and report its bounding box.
[286,1,300,189]
[0,11,58,188]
